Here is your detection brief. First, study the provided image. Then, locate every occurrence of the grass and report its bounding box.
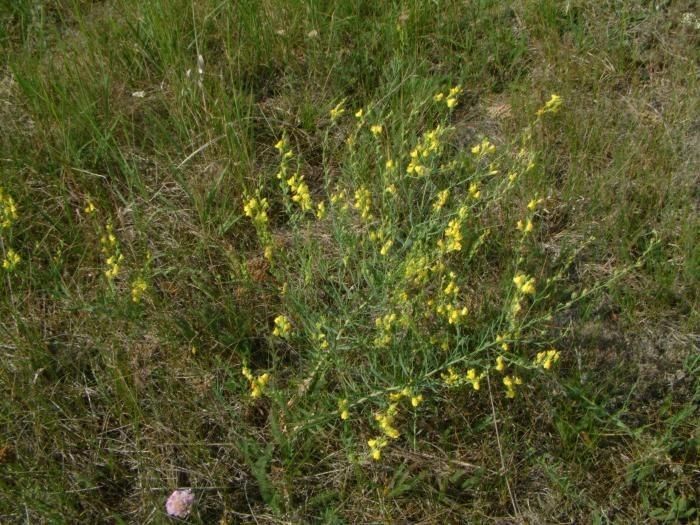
[1,0,698,522]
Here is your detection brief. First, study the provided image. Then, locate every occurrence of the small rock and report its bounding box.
[165,489,195,518]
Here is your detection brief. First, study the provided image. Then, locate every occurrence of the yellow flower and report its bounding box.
[370,124,383,136]
[527,197,544,211]
[496,334,510,351]
[536,93,562,117]
[411,394,423,407]
[438,218,463,253]
[471,138,495,157]
[243,196,270,228]
[495,355,506,373]
[338,398,350,420]
[368,437,388,461]
[2,248,20,272]
[0,187,18,229]
[330,100,345,121]
[516,218,533,233]
[272,315,292,338]
[513,273,536,295]
[84,200,97,215]
[316,201,326,220]
[243,367,271,398]
[385,159,395,170]
[355,108,364,119]
[468,183,480,199]
[535,349,561,370]
[433,189,449,212]
[442,367,460,386]
[503,375,523,398]
[353,186,373,221]
[433,92,445,102]
[131,277,148,303]
[466,368,483,391]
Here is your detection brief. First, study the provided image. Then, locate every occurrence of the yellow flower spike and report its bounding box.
[468,183,481,199]
[433,189,449,212]
[264,245,274,261]
[2,248,21,272]
[131,277,148,303]
[370,124,383,136]
[442,367,460,386]
[0,187,19,229]
[353,186,373,221]
[496,355,506,373]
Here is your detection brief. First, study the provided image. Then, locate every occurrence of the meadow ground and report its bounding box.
[0,1,698,523]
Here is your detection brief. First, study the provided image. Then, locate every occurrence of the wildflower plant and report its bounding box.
[228,89,664,466]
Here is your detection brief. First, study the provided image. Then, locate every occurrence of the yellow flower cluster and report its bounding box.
[243,196,269,229]
[374,403,400,439]
[435,272,468,324]
[367,437,388,461]
[330,188,350,213]
[242,366,271,399]
[432,189,450,212]
[513,273,536,295]
[2,248,20,272]
[353,186,373,221]
[406,126,444,176]
[84,199,97,215]
[503,375,523,398]
[369,228,393,256]
[0,187,18,230]
[433,85,462,109]
[366,383,427,461]
[441,367,483,390]
[370,124,383,137]
[471,137,496,157]
[374,312,398,348]
[466,368,485,390]
[536,94,562,117]
[286,173,312,212]
[534,349,560,370]
[100,223,123,281]
[131,276,148,303]
[438,217,463,253]
[272,315,292,339]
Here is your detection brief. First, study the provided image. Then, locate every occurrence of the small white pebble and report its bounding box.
[165,489,195,518]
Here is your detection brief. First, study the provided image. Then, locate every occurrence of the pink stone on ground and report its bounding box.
[165,489,195,518]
